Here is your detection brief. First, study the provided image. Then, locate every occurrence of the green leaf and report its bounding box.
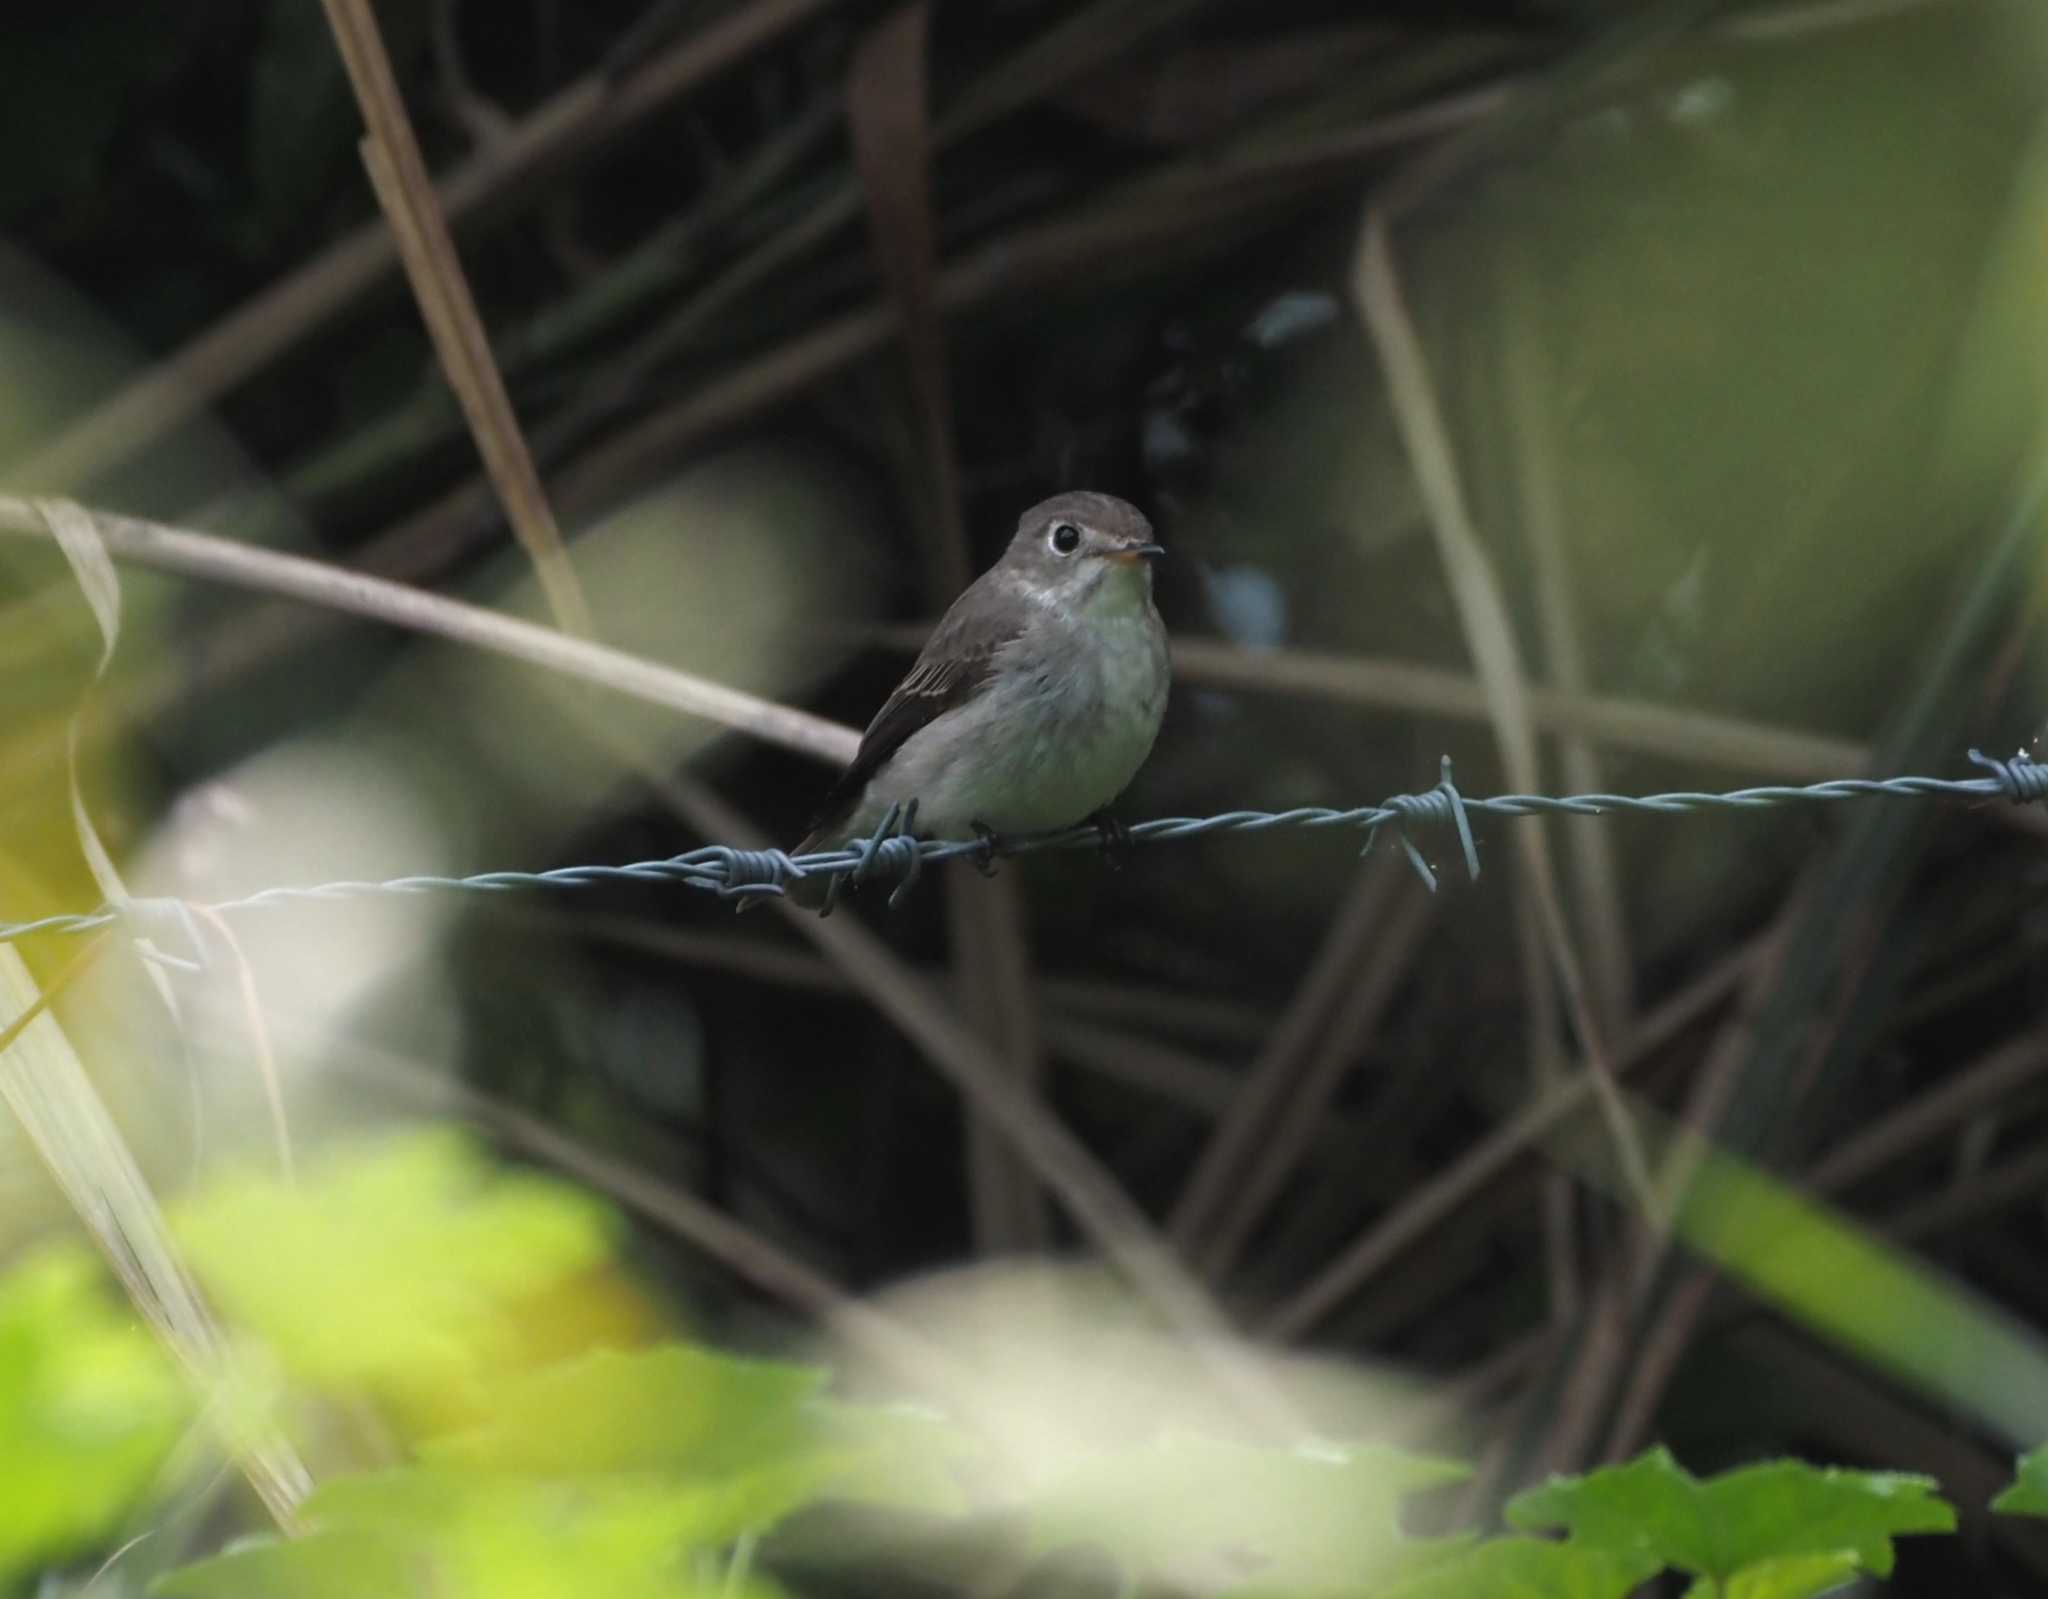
[154,1530,414,1599]
[0,1246,189,1582]
[1508,1448,1953,1585]
[423,1344,824,1476]
[1374,1536,1661,1599]
[172,1130,620,1429]
[1027,1435,1469,1589]
[1723,1551,1864,1599]
[157,1470,791,1599]
[1992,1445,2048,1516]
[427,1347,985,1521]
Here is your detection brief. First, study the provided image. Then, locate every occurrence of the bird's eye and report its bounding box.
[1049,522,1081,555]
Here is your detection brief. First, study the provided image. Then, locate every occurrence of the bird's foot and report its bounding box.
[968,820,1004,879]
[1088,808,1133,871]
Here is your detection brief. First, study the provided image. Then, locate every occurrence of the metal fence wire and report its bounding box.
[3,748,2044,939]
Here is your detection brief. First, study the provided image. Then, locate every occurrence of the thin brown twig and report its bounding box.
[1810,1030,2048,1194]
[1601,1262,1716,1461]
[326,0,593,635]
[1889,1143,2048,1242]
[0,497,859,766]
[1170,855,1406,1262]
[1186,870,1434,1283]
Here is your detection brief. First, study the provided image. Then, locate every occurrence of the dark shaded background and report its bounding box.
[7,1,2048,1592]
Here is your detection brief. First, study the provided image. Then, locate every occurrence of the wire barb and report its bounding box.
[1968,746,2048,804]
[707,847,804,902]
[1366,754,1482,892]
[4,753,2045,940]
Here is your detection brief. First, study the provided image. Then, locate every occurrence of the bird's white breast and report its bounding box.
[853,568,1168,840]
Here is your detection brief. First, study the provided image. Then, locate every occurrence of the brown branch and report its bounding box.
[0,497,859,766]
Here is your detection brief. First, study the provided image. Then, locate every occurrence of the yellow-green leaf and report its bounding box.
[0,1246,189,1581]
[172,1130,620,1428]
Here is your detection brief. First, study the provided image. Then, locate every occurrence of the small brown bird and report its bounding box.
[757,491,1170,910]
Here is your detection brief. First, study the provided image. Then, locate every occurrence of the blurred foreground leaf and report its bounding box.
[0,1246,188,1581]
[1714,1551,1863,1599]
[1508,1448,1952,1592]
[1992,1444,2048,1517]
[425,1344,823,1475]
[154,1468,787,1599]
[1372,1536,1660,1599]
[430,1345,980,1518]
[172,1129,621,1431]
[153,1347,985,1599]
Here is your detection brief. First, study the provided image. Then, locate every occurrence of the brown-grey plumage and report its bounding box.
[756,491,1169,910]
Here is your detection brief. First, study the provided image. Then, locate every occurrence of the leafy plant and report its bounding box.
[0,1134,2030,1598]
[0,1245,191,1584]
[1992,1445,2048,1518]
[169,1128,625,1433]
[1507,1448,1956,1598]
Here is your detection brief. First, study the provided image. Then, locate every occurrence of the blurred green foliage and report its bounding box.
[1992,1445,2048,1518]
[1507,1447,1955,1592]
[0,1130,2031,1598]
[170,1128,625,1435]
[0,1245,190,1580]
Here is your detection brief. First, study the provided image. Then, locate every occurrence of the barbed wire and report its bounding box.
[3,749,2043,943]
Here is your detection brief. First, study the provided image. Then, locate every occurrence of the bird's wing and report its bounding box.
[800,578,1024,844]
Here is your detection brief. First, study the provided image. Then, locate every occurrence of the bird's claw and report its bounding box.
[969,821,1004,878]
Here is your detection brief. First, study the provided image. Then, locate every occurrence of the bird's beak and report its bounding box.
[1103,541,1166,566]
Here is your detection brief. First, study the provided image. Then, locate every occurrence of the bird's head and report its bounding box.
[1003,491,1164,612]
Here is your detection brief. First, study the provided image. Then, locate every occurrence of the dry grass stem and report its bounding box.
[326,0,592,634]
[1352,211,1656,1236]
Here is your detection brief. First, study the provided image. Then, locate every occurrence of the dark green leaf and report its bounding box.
[1992,1445,2048,1517]
[1508,1448,1953,1583]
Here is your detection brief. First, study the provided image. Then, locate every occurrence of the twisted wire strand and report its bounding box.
[2,751,2038,943]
